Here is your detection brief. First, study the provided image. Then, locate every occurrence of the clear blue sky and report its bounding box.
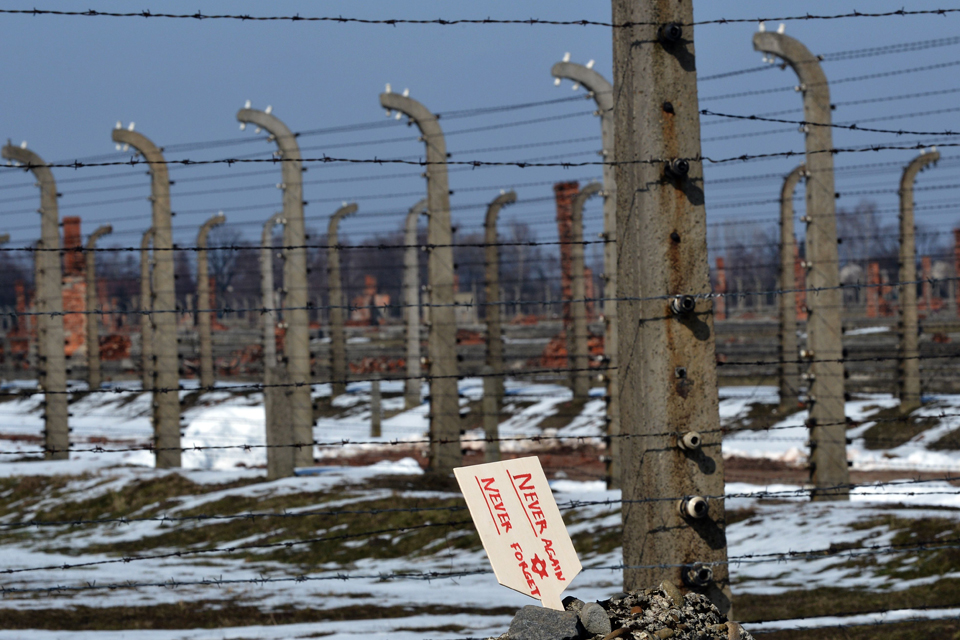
[0,0,957,263]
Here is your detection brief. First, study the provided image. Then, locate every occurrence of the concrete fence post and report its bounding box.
[237,106,313,468]
[197,212,226,390]
[327,203,358,398]
[612,5,730,612]
[261,212,293,479]
[898,149,940,414]
[139,228,155,393]
[370,376,381,437]
[2,143,69,460]
[754,30,849,501]
[85,225,113,390]
[569,183,601,401]
[112,125,180,468]
[779,165,805,413]
[381,88,460,475]
[260,213,285,371]
[404,198,428,409]
[483,191,517,406]
[552,57,621,489]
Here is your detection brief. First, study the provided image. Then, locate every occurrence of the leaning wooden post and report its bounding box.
[2,142,69,460]
[898,149,940,414]
[754,29,849,501]
[381,88,460,475]
[85,225,113,390]
[139,228,155,393]
[196,212,226,390]
[404,198,428,409]
[779,165,805,413]
[327,203,358,398]
[483,191,517,406]
[569,183,600,401]
[612,6,730,612]
[552,56,621,489]
[238,105,313,468]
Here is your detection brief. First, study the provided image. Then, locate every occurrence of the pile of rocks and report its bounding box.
[500,583,753,640]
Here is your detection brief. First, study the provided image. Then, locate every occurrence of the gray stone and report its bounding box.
[562,596,586,615]
[659,581,684,607]
[579,603,612,636]
[509,605,583,640]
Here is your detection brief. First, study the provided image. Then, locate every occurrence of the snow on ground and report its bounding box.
[1,379,960,637]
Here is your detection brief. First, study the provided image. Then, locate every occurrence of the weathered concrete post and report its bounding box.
[237,106,312,468]
[381,88,460,475]
[32,240,47,394]
[370,376,382,437]
[260,212,294,479]
[197,212,226,390]
[483,191,517,405]
[569,183,600,401]
[327,203,358,399]
[260,213,285,371]
[2,143,69,460]
[481,366,501,462]
[779,165,805,413]
[898,149,940,415]
[755,30,849,500]
[612,6,730,612]
[404,198,428,409]
[552,57,621,489]
[139,228,155,393]
[85,225,113,390]
[113,125,180,468]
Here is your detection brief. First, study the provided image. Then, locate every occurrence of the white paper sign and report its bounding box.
[454,457,582,611]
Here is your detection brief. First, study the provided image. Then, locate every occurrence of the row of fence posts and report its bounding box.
[0,18,947,613]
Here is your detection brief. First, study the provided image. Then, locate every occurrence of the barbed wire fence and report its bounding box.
[0,7,959,638]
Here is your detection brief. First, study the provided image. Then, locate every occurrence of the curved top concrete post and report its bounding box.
[900,149,940,194]
[483,191,518,232]
[778,164,805,412]
[2,141,67,459]
[403,198,428,409]
[86,225,113,248]
[236,109,303,201]
[483,190,517,403]
[379,89,458,475]
[569,183,601,400]
[552,59,621,488]
[755,30,847,500]
[898,148,939,414]
[112,125,180,468]
[327,202,358,399]
[551,62,613,111]
[327,203,358,240]
[753,33,829,104]
[237,106,312,467]
[198,212,226,246]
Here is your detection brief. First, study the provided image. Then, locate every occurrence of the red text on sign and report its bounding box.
[477,476,512,534]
